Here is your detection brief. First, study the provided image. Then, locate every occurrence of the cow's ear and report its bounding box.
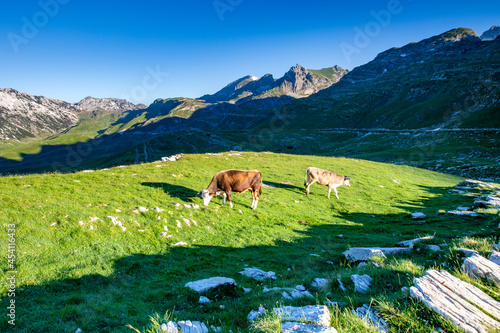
[196,191,201,196]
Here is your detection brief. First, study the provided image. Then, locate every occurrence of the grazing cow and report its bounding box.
[198,170,263,210]
[304,167,351,199]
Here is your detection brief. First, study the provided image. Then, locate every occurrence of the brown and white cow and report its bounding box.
[198,169,263,209]
[304,167,350,199]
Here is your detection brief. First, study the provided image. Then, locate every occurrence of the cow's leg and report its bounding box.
[327,186,332,199]
[222,192,227,206]
[333,187,339,200]
[253,195,259,210]
[226,191,233,208]
[306,179,316,196]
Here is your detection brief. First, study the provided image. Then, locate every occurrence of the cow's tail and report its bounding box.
[304,167,310,187]
[259,172,263,196]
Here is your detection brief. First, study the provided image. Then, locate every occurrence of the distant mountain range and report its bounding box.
[0,91,146,140]
[0,88,79,140]
[75,96,146,113]
[0,25,498,174]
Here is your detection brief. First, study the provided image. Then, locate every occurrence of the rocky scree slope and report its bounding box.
[0,88,79,140]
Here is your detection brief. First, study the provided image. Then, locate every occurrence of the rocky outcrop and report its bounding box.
[411,269,500,333]
[75,96,146,112]
[481,26,500,41]
[275,65,347,97]
[200,65,348,104]
[0,88,79,140]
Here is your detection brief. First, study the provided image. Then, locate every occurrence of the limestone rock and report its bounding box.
[343,247,410,262]
[161,154,182,162]
[427,245,441,252]
[160,321,178,333]
[351,274,372,293]
[412,212,426,219]
[239,267,276,281]
[184,277,237,293]
[353,304,388,332]
[247,306,267,321]
[410,269,500,333]
[177,321,208,333]
[490,251,500,266]
[281,322,337,333]
[273,305,331,326]
[458,248,479,257]
[199,296,211,304]
[448,210,480,217]
[397,236,433,248]
[463,254,500,285]
[311,278,329,289]
[343,248,385,262]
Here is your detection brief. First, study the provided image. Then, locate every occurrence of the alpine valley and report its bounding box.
[0,27,499,178]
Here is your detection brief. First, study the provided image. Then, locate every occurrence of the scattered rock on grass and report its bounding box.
[351,274,372,293]
[185,277,237,293]
[160,321,178,333]
[172,242,188,247]
[247,306,267,321]
[311,278,329,289]
[273,305,332,326]
[161,154,182,162]
[463,254,500,285]
[457,248,479,257]
[343,247,410,262]
[397,236,434,248]
[447,210,480,217]
[353,304,389,333]
[177,321,208,333]
[412,212,426,220]
[199,296,211,304]
[489,251,500,266]
[427,245,441,252]
[239,267,276,281]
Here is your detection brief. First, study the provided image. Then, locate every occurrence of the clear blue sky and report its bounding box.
[1,0,498,105]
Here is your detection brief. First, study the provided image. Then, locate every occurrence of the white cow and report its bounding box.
[304,167,351,199]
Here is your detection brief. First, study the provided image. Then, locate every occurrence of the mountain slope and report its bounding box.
[0,88,80,140]
[75,96,146,112]
[276,28,500,130]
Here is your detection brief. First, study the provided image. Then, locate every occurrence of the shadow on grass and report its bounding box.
[263,181,304,193]
[141,182,199,202]
[3,184,497,332]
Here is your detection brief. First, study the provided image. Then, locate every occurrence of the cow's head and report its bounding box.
[343,176,351,186]
[197,189,213,206]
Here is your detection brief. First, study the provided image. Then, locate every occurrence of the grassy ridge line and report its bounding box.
[1,152,497,332]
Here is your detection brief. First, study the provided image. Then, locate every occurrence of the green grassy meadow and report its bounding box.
[1,152,499,332]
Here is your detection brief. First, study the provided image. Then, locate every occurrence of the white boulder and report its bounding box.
[351,274,372,293]
[239,267,276,281]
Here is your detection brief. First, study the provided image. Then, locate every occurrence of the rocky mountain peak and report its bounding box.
[481,25,500,41]
[75,96,146,112]
[0,88,79,140]
[275,64,347,97]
